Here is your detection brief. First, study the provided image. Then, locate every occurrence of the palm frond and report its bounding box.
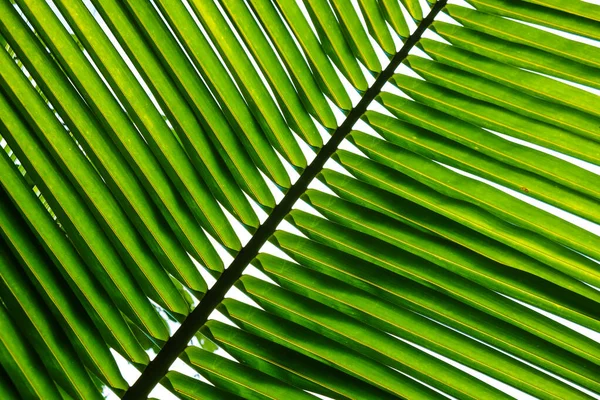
[1,0,599,399]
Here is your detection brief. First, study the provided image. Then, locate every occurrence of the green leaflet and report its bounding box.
[0,367,20,400]
[162,371,244,400]
[14,0,225,272]
[0,305,62,400]
[390,73,600,167]
[286,210,600,367]
[88,0,259,228]
[0,245,101,400]
[219,299,446,399]
[0,46,188,318]
[402,0,424,21]
[343,133,600,289]
[109,0,276,209]
[523,0,600,22]
[444,5,600,71]
[0,87,169,340]
[380,0,410,38]
[271,231,600,393]
[427,23,600,93]
[202,319,397,400]
[405,56,600,143]
[183,347,315,400]
[220,0,323,148]
[301,189,600,332]
[253,253,591,400]
[52,0,240,250]
[357,0,396,55]
[467,0,600,42]
[318,169,600,307]
[245,0,339,129]
[302,0,369,91]
[0,2,208,295]
[237,275,510,400]
[0,150,147,365]
[377,93,600,205]
[364,105,600,225]
[272,0,353,110]
[151,0,290,190]
[334,149,600,324]
[329,0,382,72]
[4,0,600,397]
[187,0,306,169]
[0,195,126,391]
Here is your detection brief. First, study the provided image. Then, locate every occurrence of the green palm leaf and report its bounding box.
[1,0,599,399]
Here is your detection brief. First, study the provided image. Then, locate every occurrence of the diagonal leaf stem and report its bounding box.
[123,1,447,397]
